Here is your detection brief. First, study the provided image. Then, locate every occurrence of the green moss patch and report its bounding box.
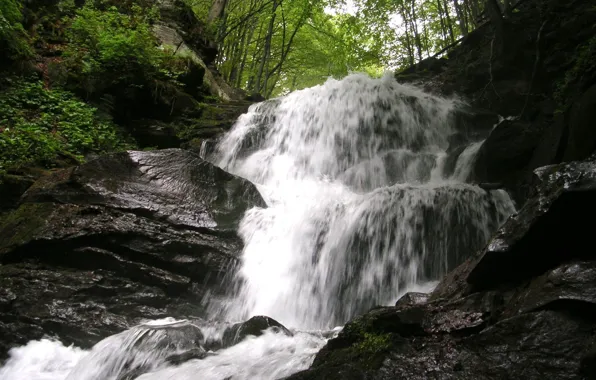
[0,202,55,251]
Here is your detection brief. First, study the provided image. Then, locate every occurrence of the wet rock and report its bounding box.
[131,120,183,149]
[221,316,293,348]
[0,149,264,356]
[287,155,596,380]
[563,84,596,162]
[394,292,429,308]
[467,157,596,290]
[472,119,545,199]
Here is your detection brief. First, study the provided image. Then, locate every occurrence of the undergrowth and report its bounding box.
[0,78,132,171]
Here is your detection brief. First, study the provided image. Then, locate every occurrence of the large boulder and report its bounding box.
[287,155,596,380]
[0,149,264,356]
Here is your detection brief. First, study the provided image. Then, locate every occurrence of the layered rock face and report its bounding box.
[0,149,264,356]
[287,155,596,380]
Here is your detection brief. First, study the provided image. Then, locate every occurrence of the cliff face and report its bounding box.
[396,0,596,206]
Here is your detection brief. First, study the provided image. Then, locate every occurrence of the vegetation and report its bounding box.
[190,0,514,96]
[61,4,190,97]
[0,0,205,175]
[0,78,130,171]
[0,0,32,61]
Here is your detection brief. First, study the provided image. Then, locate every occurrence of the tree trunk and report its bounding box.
[255,0,279,94]
[453,0,468,36]
[442,0,456,42]
[208,0,228,24]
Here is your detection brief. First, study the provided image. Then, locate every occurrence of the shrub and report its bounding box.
[0,78,132,171]
[0,0,32,61]
[62,4,190,96]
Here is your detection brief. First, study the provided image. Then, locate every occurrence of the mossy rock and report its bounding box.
[0,202,56,252]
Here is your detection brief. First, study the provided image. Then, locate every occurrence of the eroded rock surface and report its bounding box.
[0,149,264,356]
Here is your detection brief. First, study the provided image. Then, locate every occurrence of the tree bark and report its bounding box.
[208,0,228,24]
[255,0,279,94]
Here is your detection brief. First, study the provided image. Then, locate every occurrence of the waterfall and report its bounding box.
[0,73,515,380]
[210,73,515,329]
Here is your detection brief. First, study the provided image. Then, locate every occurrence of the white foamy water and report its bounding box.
[0,322,327,380]
[0,73,515,380]
[211,72,515,328]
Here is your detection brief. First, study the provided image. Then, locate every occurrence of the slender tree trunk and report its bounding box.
[247,20,265,91]
[398,3,416,65]
[408,0,423,61]
[255,0,279,94]
[208,0,228,24]
[236,20,256,88]
[442,0,456,42]
[453,0,468,36]
[436,0,449,46]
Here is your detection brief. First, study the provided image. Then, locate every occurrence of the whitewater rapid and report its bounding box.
[0,73,515,380]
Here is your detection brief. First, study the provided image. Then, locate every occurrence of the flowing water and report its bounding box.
[0,73,515,380]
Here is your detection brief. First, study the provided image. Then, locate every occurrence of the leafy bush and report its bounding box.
[0,0,32,60]
[62,4,189,96]
[0,78,132,171]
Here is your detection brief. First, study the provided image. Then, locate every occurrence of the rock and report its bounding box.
[0,174,35,212]
[287,155,596,380]
[563,84,596,162]
[153,3,245,102]
[221,316,292,348]
[472,120,545,202]
[0,149,264,356]
[393,0,596,208]
[132,120,182,149]
[467,157,596,290]
[394,292,429,308]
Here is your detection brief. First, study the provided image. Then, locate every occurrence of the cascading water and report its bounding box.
[210,73,515,329]
[0,73,515,380]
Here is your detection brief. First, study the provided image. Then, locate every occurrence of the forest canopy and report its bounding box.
[193,0,515,97]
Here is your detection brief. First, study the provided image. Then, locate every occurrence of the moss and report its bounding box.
[0,202,55,251]
[316,331,394,371]
[354,333,392,356]
[312,310,400,372]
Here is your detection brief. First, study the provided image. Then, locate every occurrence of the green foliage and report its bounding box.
[0,79,131,171]
[62,3,190,97]
[209,0,498,96]
[0,0,32,60]
[63,4,159,92]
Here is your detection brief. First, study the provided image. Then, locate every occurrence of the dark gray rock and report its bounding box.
[0,149,264,356]
[467,156,596,290]
[563,84,596,162]
[394,292,429,308]
[221,316,293,348]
